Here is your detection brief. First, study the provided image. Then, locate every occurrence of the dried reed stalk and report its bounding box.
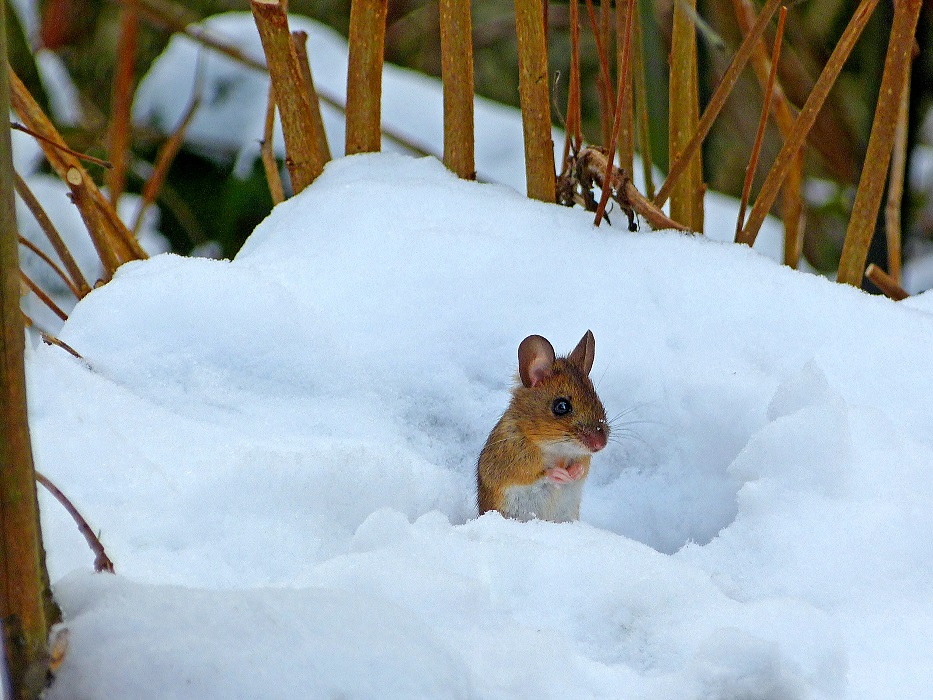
[735,7,786,240]
[260,84,285,205]
[631,5,654,199]
[9,69,147,266]
[35,472,114,573]
[654,0,783,210]
[19,271,67,321]
[291,30,332,165]
[17,236,81,299]
[738,0,881,248]
[594,0,636,226]
[250,0,324,194]
[345,0,387,155]
[560,0,582,168]
[515,0,556,201]
[14,171,91,296]
[668,0,703,231]
[883,43,914,285]
[615,0,634,176]
[835,0,921,286]
[439,0,476,179]
[584,0,614,147]
[865,263,908,301]
[107,2,139,206]
[65,167,121,279]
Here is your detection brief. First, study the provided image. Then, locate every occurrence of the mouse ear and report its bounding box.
[518,335,556,388]
[567,330,596,375]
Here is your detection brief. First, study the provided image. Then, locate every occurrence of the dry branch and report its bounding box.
[614,0,634,177]
[738,0,881,248]
[19,271,67,322]
[250,0,324,194]
[584,0,614,147]
[260,84,285,205]
[35,473,114,574]
[291,31,332,165]
[654,0,783,210]
[107,3,139,206]
[13,171,91,296]
[865,263,908,301]
[515,0,556,202]
[884,52,912,285]
[17,236,81,299]
[345,0,387,155]
[64,167,121,280]
[439,0,475,179]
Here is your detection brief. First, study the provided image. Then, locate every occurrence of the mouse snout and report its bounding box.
[579,422,608,452]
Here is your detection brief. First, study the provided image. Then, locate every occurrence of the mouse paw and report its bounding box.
[546,464,584,484]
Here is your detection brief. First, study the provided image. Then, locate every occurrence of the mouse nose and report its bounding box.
[580,422,608,452]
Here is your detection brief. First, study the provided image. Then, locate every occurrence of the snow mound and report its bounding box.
[30,154,933,698]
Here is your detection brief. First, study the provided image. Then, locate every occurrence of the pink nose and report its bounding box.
[580,424,608,452]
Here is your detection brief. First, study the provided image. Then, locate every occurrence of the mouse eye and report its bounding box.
[552,398,572,416]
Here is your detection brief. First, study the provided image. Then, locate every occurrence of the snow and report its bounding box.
[25,153,933,698]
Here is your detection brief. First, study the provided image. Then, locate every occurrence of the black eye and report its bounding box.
[552,398,572,416]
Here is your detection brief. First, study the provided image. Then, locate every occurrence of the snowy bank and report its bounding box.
[27,154,933,698]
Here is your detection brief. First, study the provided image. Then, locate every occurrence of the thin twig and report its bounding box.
[35,472,114,573]
[19,270,68,321]
[560,0,582,172]
[17,236,81,298]
[865,263,908,300]
[738,0,882,247]
[654,0,783,209]
[884,43,914,285]
[107,2,139,206]
[583,0,613,147]
[11,123,113,169]
[13,170,91,296]
[631,4,653,199]
[594,0,635,226]
[735,6,786,240]
[260,83,286,204]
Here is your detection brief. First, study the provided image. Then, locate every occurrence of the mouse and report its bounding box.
[477,330,609,522]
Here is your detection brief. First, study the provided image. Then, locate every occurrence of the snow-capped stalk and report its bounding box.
[439,0,476,180]
[8,68,147,268]
[654,0,782,211]
[106,2,139,207]
[0,6,60,697]
[291,30,332,165]
[345,0,387,155]
[514,0,555,202]
[837,0,921,287]
[737,0,880,249]
[667,0,703,231]
[250,0,324,194]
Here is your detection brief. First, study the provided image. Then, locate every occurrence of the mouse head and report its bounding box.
[510,331,609,455]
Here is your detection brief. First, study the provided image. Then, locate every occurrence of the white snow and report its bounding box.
[26,153,933,699]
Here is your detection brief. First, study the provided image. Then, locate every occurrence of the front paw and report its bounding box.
[545,463,584,484]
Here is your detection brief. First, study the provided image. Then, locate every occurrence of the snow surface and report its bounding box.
[28,153,933,698]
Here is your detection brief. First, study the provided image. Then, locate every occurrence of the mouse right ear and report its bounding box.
[518,335,556,388]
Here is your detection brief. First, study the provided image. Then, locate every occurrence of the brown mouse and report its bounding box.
[477,331,609,522]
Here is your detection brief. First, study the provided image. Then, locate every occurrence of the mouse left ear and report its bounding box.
[568,330,596,375]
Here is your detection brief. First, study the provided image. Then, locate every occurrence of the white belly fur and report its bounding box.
[502,478,585,523]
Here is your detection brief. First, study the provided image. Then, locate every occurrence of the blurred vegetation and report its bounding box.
[6,0,933,275]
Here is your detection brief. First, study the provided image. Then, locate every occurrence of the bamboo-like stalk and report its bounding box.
[250,0,324,194]
[735,7,786,240]
[668,0,703,230]
[837,0,921,287]
[599,0,613,148]
[13,171,91,296]
[865,263,908,300]
[654,0,783,210]
[883,45,913,285]
[560,0,582,169]
[738,0,881,247]
[515,0,556,202]
[615,0,634,176]
[0,4,59,695]
[260,84,285,205]
[782,151,804,268]
[345,0,387,155]
[594,0,636,226]
[131,90,200,235]
[439,0,476,179]
[107,2,139,206]
[8,68,147,265]
[64,167,120,280]
[631,4,654,199]
[291,30,332,165]
[584,0,614,147]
